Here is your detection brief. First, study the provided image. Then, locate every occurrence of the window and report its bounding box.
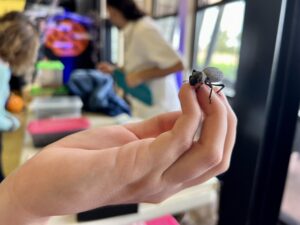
[155,16,180,50]
[134,0,152,14]
[198,0,222,8]
[195,6,219,69]
[153,0,179,18]
[110,26,119,64]
[193,0,245,95]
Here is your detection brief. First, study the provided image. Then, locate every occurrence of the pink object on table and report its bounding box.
[27,117,90,147]
[27,117,90,134]
[144,215,179,225]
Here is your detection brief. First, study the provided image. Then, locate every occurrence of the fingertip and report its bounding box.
[195,84,211,102]
[196,85,226,115]
[178,83,199,114]
[218,91,231,107]
[179,83,193,94]
[217,91,238,125]
[213,89,233,111]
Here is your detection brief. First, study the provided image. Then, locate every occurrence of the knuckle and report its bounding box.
[229,110,238,126]
[138,174,163,194]
[218,101,228,115]
[161,174,180,188]
[178,86,185,98]
[217,160,230,174]
[232,114,238,127]
[206,147,223,167]
[179,137,193,150]
[170,131,193,151]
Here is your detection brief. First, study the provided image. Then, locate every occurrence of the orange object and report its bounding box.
[6,93,25,113]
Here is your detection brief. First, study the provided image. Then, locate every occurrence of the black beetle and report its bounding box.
[189,67,225,103]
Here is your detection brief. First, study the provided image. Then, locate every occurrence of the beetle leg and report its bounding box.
[205,81,213,104]
[214,83,225,93]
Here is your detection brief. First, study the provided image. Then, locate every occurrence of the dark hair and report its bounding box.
[107,0,146,21]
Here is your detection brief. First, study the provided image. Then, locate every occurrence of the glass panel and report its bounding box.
[195,6,220,69]
[198,0,222,8]
[154,16,180,49]
[172,24,180,51]
[110,26,119,64]
[134,0,146,8]
[194,1,245,93]
[280,108,300,224]
[153,0,179,17]
[209,1,245,83]
[134,0,152,14]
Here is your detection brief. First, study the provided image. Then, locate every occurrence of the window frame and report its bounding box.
[192,0,246,97]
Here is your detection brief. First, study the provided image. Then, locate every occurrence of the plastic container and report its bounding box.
[36,60,64,87]
[27,117,90,147]
[30,85,68,97]
[29,96,83,119]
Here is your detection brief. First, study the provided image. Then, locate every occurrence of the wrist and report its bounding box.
[0,175,49,225]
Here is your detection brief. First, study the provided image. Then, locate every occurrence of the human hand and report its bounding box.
[0,84,237,224]
[126,72,143,87]
[96,62,116,74]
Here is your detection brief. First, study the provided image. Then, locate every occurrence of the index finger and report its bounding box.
[124,111,182,139]
[149,83,203,166]
[180,91,237,188]
[162,85,228,183]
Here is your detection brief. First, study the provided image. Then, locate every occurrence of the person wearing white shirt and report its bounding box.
[98,0,184,119]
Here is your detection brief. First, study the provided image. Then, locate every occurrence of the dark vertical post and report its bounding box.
[192,10,204,70]
[152,0,157,17]
[248,0,300,224]
[218,0,285,224]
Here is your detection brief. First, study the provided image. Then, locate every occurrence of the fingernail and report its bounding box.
[195,85,202,93]
[200,84,209,92]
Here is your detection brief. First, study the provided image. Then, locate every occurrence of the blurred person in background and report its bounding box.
[0,11,39,181]
[98,0,184,119]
